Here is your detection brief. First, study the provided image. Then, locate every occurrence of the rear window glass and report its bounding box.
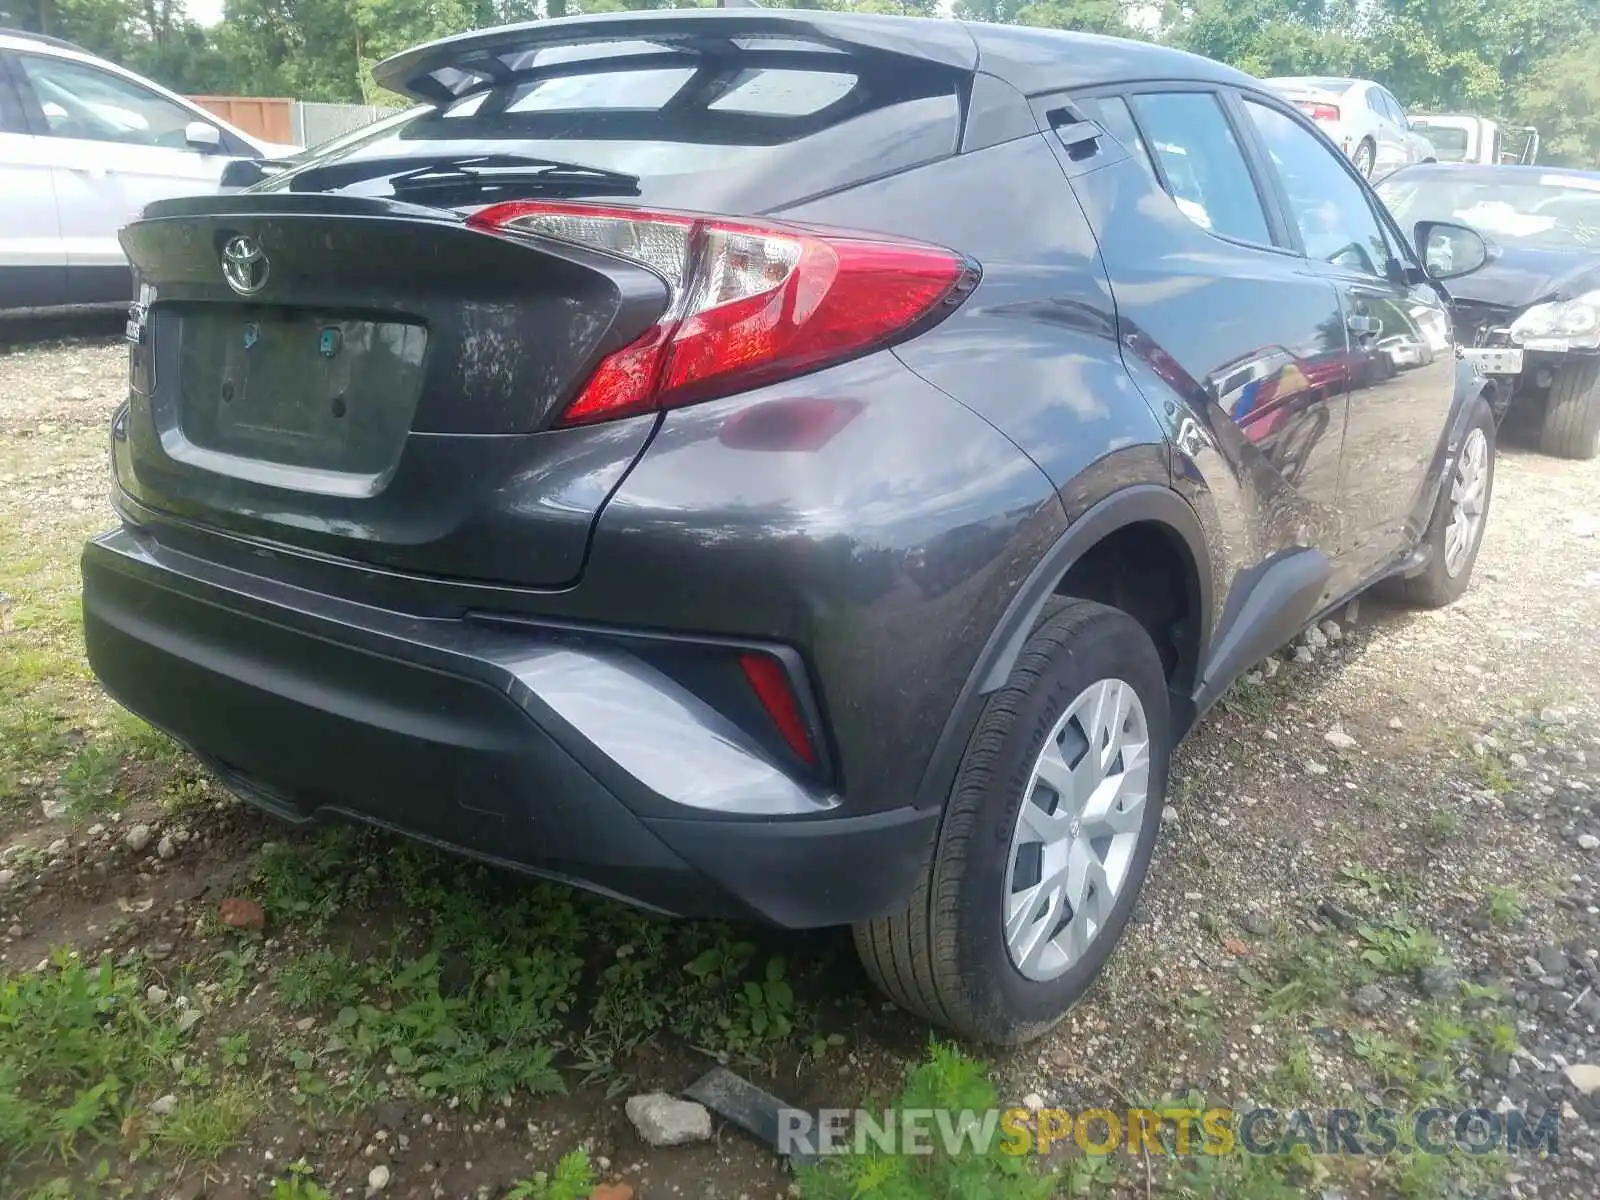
[1410,122,1470,161]
[263,40,960,214]
[498,69,698,113]
[709,69,859,116]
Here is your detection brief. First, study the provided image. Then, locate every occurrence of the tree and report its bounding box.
[1368,0,1595,113]
[1011,0,1134,37]
[1515,31,1600,166]
[0,0,231,91]
[1167,0,1371,80]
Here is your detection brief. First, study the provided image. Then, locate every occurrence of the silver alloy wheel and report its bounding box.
[1444,426,1490,577]
[1002,678,1151,983]
[1354,141,1375,178]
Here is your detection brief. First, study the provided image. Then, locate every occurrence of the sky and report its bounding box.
[184,0,224,25]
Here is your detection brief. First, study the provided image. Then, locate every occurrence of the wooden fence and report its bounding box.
[186,96,296,145]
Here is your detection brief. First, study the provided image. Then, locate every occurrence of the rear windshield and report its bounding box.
[1410,122,1470,161]
[259,35,962,214]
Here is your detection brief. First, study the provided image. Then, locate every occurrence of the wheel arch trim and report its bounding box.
[912,483,1212,810]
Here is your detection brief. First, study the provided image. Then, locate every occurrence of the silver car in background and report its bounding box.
[1263,76,1437,179]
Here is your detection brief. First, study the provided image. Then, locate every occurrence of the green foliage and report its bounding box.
[251,830,372,931]
[41,737,124,821]
[1486,885,1525,926]
[269,1161,333,1200]
[505,1151,595,1200]
[317,947,573,1109]
[0,950,229,1170]
[794,1042,1065,1200]
[1515,32,1600,168]
[1356,914,1445,975]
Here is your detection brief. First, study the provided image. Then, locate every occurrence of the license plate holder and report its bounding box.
[1461,347,1524,376]
[172,309,426,475]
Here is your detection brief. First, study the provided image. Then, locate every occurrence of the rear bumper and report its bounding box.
[81,526,936,927]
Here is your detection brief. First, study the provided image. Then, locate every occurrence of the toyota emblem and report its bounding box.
[220,235,269,296]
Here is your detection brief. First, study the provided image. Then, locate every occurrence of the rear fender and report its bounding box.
[913,482,1211,810]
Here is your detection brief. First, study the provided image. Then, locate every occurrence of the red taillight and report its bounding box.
[467,200,970,427]
[1296,102,1341,122]
[738,651,818,767]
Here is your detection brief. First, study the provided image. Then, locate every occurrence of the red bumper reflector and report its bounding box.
[738,651,818,767]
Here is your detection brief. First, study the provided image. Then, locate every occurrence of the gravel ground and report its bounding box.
[3,326,1600,1198]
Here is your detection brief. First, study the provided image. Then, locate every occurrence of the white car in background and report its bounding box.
[1408,113,1540,166]
[0,28,300,315]
[1262,76,1437,180]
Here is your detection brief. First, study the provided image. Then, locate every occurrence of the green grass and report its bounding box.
[1267,1038,1317,1101]
[1257,935,1348,1017]
[269,1162,333,1200]
[1426,808,1464,840]
[1486,885,1525,926]
[506,1151,595,1200]
[1175,991,1223,1046]
[0,950,245,1179]
[793,1043,1074,1199]
[1221,676,1275,720]
[1355,914,1446,975]
[228,831,845,1114]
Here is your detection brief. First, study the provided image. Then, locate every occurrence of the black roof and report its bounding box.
[374,8,1257,103]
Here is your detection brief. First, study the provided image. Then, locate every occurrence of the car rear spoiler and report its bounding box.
[371,9,978,103]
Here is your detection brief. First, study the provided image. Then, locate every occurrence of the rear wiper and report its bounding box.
[285,152,638,196]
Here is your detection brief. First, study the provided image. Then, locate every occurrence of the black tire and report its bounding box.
[1353,138,1376,178]
[1394,397,1496,609]
[853,597,1170,1045]
[1538,358,1600,460]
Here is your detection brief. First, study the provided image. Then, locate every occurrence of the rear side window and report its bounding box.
[0,64,27,133]
[1128,91,1272,245]
[266,37,961,214]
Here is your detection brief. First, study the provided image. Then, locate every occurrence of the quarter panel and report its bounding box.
[777,136,1173,516]
[582,352,1067,814]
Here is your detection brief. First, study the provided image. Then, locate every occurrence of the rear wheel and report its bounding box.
[1538,358,1600,460]
[1394,398,1495,609]
[854,597,1169,1044]
[1352,138,1376,178]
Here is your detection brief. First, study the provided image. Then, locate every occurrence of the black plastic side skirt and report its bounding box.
[1189,546,1331,719]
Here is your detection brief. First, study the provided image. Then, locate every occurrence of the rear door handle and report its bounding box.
[1049,117,1103,162]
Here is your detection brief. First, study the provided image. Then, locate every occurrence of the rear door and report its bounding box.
[1238,95,1456,582]
[1363,86,1405,178]
[1064,86,1352,581]
[112,28,969,589]
[11,49,227,305]
[1379,88,1424,168]
[0,50,66,310]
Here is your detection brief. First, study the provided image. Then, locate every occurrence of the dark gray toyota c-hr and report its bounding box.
[82,9,1499,1043]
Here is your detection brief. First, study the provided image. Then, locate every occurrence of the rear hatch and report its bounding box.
[115,12,969,588]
